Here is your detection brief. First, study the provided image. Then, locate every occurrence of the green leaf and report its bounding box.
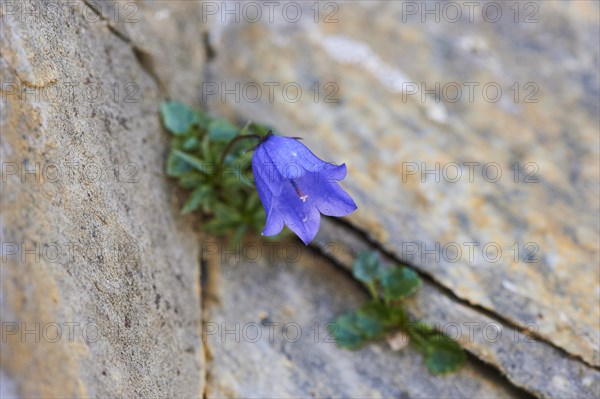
[424,335,466,374]
[231,224,247,246]
[203,203,243,233]
[330,304,386,349]
[181,185,212,214]
[355,308,385,339]
[172,149,211,174]
[166,150,193,177]
[386,304,407,327]
[329,314,366,349]
[170,136,186,150]
[208,119,238,141]
[177,172,208,189]
[196,135,211,162]
[212,203,242,224]
[160,101,198,135]
[203,220,229,235]
[222,168,254,189]
[379,267,421,302]
[359,301,389,323]
[245,192,261,212]
[195,110,211,130]
[183,136,200,151]
[411,320,436,336]
[352,251,384,286]
[359,301,407,330]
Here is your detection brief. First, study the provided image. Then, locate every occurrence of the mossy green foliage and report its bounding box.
[330,251,466,374]
[160,101,284,243]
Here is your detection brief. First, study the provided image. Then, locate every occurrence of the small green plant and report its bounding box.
[160,101,280,243]
[162,100,358,245]
[329,251,466,374]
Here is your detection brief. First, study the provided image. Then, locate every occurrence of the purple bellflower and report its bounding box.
[252,133,357,245]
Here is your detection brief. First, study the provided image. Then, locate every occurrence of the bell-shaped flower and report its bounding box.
[252,134,357,245]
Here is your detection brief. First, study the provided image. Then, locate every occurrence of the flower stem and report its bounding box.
[366,281,378,300]
[409,329,427,353]
[219,134,262,166]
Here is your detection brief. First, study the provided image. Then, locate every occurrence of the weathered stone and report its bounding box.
[0,1,205,397]
[313,219,600,399]
[204,0,599,369]
[202,239,523,399]
[84,0,208,103]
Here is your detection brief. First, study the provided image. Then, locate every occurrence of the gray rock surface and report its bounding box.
[202,239,523,399]
[1,1,206,397]
[313,219,600,399]
[83,0,207,104]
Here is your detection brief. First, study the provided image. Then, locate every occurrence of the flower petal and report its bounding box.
[261,135,325,179]
[262,208,285,236]
[252,144,283,225]
[297,171,358,217]
[252,134,357,245]
[276,181,321,245]
[321,163,348,182]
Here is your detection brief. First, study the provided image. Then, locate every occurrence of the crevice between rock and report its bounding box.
[202,31,217,62]
[200,247,210,399]
[325,217,599,371]
[199,238,221,399]
[310,217,599,398]
[81,0,168,99]
[81,0,131,44]
[305,242,539,398]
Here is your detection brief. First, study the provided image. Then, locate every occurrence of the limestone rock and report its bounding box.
[0,1,206,396]
[202,240,523,399]
[313,219,600,399]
